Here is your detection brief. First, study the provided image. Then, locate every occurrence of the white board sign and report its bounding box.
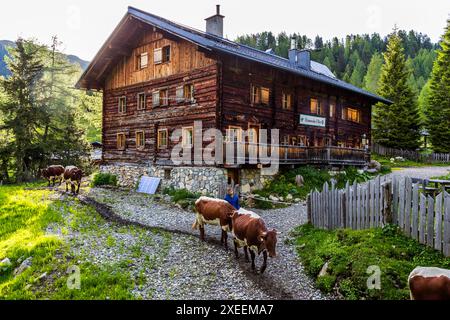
[299,114,326,127]
[137,176,161,195]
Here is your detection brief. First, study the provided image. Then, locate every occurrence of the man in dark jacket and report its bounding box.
[224,187,240,210]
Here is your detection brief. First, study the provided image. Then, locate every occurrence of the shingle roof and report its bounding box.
[79,6,391,104]
[127,7,390,104]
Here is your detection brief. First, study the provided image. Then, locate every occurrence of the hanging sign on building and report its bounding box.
[299,114,326,127]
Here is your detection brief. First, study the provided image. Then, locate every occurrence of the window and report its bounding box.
[152,91,160,107]
[118,96,126,113]
[160,89,168,106]
[135,131,145,149]
[138,52,148,70]
[282,92,293,110]
[154,45,171,64]
[176,84,195,103]
[163,46,171,63]
[251,85,270,105]
[158,129,168,149]
[343,107,361,123]
[310,98,321,115]
[226,126,242,143]
[117,133,126,150]
[137,93,146,110]
[153,89,168,107]
[184,84,194,102]
[182,127,194,148]
[329,103,335,118]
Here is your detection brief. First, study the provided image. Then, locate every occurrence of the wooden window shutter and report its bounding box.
[176,86,184,103]
[154,48,162,64]
[152,91,160,107]
[140,53,148,69]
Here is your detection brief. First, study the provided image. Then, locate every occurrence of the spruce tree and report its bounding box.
[363,52,383,93]
[424,19,450,153]
[0,39,45,182]
[373,30,421,150]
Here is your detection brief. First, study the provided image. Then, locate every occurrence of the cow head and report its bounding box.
[41,168,48,179]
[259,229,278,258]
[74,169,83,181]
[228,210,239,220]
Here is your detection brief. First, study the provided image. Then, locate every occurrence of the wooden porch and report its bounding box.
[224,143,370,167]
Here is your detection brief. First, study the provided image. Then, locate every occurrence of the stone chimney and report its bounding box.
[205,5,224,37]
[288,37,311,70]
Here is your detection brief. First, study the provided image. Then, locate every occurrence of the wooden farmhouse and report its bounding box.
[77,6,391,195]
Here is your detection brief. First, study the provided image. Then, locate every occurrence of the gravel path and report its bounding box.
[87,188,327,300]
[387,166,450,180]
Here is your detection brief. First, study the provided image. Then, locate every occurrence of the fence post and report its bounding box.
[383,181,393,224]
[342,191,347,228]
[307,194,312,224]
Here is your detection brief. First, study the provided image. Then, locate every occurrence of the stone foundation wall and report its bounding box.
[239,168,275,194]
[100,163,227,196]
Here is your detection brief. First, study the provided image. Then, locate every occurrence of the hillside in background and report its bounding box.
[0,40,89,77]
[235,30,438,96]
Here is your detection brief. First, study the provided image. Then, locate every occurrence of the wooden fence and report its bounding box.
[308,176,450,257]
[372,143,450,163]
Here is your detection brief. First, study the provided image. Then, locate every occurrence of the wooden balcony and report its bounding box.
[224,142,369,167]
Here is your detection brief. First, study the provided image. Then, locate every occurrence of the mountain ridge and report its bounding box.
[0,40,89,77]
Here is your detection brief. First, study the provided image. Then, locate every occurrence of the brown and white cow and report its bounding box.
[64,166,83,194]
[193,196,236,250]
[408,266,450,300]
[41,165,65,187]
[230,208,278,274]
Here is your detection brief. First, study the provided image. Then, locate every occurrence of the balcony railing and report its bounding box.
[223,142,369,166]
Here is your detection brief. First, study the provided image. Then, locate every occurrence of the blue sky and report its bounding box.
[1,0,449,60]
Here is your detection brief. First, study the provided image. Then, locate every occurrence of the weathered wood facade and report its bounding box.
[77,6,390,181]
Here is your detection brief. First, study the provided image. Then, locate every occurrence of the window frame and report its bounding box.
[282,92,293,110]
[135,131,145,150]
[343,107,361,123]
[117,133,126,150]
[152,90,160,107]
[157,129,169,149]
[310,98,321,115]
[118,96,127,114]
[329,103,335,118]
[159,88,169,106]
[251,85,270,106]
[162,45,171,63]
[226,126,243,143]
[182,126,194,148]
[184,84,194,103]
[137,92,146,110]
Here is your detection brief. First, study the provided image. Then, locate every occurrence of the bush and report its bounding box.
[163,187,201,210]
[316,274,337,293]
[91,173,118,187]
[293,223,450,300]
